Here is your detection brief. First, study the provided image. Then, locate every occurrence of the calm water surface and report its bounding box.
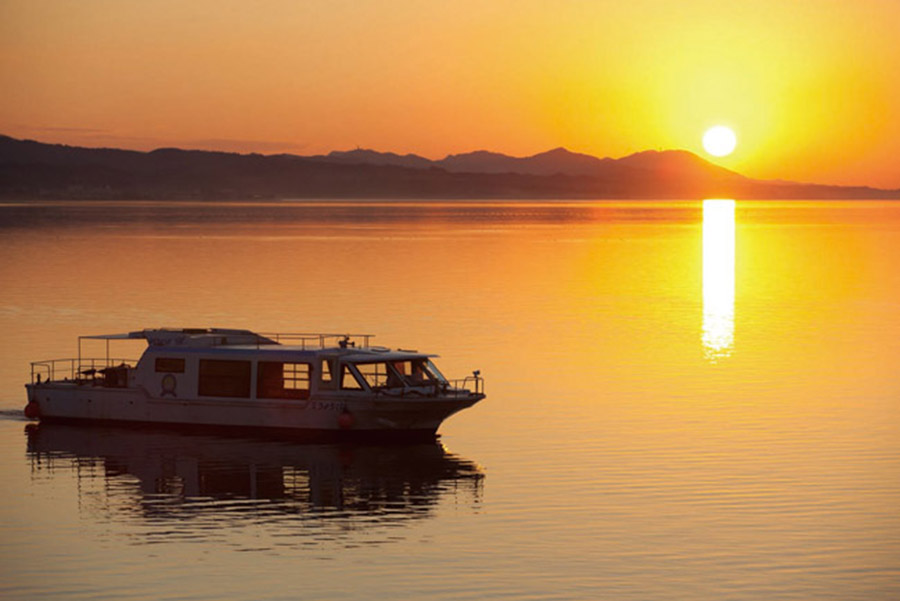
[1,200,898,600]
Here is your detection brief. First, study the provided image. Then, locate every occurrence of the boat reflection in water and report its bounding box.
[25,423,482,547]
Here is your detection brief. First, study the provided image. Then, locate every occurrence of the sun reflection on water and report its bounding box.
[702,199,736,361]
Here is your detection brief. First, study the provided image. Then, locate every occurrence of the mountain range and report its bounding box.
[315,146,725,179]
[1,134,896,200]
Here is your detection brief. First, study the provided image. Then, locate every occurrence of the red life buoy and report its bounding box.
[337,410,355,429]
[24,401,41,419]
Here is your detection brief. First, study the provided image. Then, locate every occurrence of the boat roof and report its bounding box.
[79,328,434,358]
[81,328,278,346]
[153,345,437,361]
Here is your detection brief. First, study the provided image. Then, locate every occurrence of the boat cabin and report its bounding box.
[32,328,468,401]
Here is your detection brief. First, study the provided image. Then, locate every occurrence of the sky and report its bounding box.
[1,0,899,189]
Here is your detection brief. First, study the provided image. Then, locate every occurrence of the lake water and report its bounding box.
[1,200,898,600]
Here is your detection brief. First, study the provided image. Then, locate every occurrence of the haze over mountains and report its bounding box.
[1,134,896,200]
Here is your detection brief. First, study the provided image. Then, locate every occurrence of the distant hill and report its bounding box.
[0,134,896,200]
[313,148,434,170]
[438,147,618,177]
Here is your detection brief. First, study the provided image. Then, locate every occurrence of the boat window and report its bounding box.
[257,361,311,400]
[155,357,185,373]
[355,362,393,389]
[198,359,251,398]
[320,358,333,383]
[341,365,363,390]
[390,359,437,385]
[424,359,448,383]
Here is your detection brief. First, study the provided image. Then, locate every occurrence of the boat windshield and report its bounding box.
[353,358,447,390]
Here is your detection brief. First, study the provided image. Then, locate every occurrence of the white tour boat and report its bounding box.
[25,328,484,438]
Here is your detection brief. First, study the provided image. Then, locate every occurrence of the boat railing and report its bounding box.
[446,373,484,397]
[259,333,374,350]
[30,357,138,385]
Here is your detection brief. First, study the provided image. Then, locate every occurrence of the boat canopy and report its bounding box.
[77,328,275,347]
[132,328,279,347]
[79,328,375,349]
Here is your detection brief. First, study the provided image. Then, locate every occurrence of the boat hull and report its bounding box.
[25,383,482,438]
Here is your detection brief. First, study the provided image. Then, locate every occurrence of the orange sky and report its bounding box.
[1,0,898,189]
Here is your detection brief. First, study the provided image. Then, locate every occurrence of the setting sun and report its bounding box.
[703,126,737,157]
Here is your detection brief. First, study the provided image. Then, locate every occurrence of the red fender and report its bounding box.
[24,401,41,419]
[337,410,355,429]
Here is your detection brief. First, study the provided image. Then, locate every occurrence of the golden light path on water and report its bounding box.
[702,199,736,361]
